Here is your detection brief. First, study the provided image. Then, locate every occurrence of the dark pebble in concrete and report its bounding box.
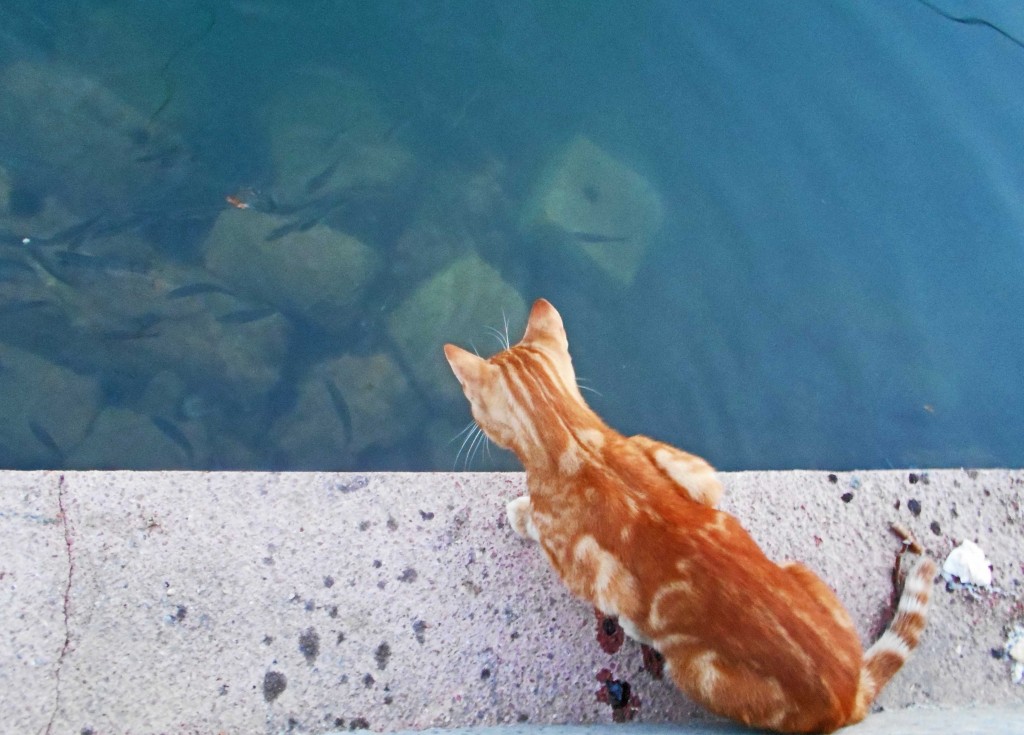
[263,670,287,702]
[299,627,320,664]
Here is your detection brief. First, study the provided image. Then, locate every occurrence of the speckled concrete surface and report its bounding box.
[2,470,1022,734]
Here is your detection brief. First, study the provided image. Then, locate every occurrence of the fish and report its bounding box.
[96,312,162,340]
[166,282,234,299]
[0,257,36,281]
[216,306,277,324]
[0,299,51,315]
[149,416,195,461]
[29,420,64,463]
[304,159,341,194]
[569,231,630,244]
[323,378,353,447]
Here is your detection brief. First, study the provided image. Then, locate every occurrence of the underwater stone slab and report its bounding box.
[270,353,426,469]
[0,61,195,215]
[204,208,382,334]
[0,346,101,468]
[65,407,195,470]
[264,69,418,207]
[387,252,527,405]
[0,232,289,408]
[1,470,1022,734]
[521,135,664,287]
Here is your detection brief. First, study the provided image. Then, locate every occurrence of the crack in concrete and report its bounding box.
[41,474,73,735]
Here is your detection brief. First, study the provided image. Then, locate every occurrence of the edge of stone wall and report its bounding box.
[2,469,1022,733]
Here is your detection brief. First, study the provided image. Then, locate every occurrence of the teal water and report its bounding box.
[0,1,1021,471]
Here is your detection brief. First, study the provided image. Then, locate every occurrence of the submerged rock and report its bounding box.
[66,407,194,470]
[262,69,417,218]
[0,61,196,215]
[387,252,526,405]
[0,235,289,407]
[521,135,663,286]
[0,345,101,468]
[270,353,424,469]
[203,208,382,334]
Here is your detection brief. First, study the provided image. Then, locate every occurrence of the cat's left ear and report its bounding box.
[444,344,493,388]
[522,298,569,351]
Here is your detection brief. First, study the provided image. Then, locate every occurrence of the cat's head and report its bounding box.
[444,298,584,453]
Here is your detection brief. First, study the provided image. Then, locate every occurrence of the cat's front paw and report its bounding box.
[506,496,538,541]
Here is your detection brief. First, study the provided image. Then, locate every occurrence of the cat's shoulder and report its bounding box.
[627,434,723,508]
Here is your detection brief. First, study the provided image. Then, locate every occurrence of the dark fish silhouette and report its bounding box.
[216,306,277,324]
[150,415,195,461]
[166,282,234,299]
[29,420,64,463]
[323,378,353,447]
[569,231,630,244]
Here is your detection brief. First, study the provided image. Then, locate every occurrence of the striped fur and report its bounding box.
[444,298,934,734]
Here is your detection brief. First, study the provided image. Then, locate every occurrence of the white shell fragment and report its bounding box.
[941,540,993,587]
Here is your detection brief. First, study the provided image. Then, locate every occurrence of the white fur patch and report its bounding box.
[868,630,912,660]
[578,428,605,449]
[648,575,695,631]
[653,447,723,506]
[690,650,720,698]
[618,616,653,645]
[572,535,638,614]
[558,444,582,474]
[506,496,539,541]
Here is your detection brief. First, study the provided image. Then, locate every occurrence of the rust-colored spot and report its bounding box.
[595,609,624,654]
[641,643,664,679]
[595,668,640,722]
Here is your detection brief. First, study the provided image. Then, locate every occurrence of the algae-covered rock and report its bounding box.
[263,70,417,206]
[0,61,195,215]
[0,236,290,407]
[521,135,663,286]
[270,353,424,469]
[65,407,195,470]
[203,208,382,333]
[393,158,514,286]
[0,345,102,468]
[387,252,527,404]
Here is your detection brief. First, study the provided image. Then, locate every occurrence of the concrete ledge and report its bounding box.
[2,470,1022,733]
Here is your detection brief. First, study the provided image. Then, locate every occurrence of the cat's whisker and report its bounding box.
[576,377,603,398]
[457,425,477,470]
[485,325,509,351]
[464,425,487,470]
[453,422,480,469]
[450,419,477,444]
[501,308,511,350]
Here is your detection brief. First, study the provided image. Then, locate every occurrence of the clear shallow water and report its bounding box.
[0,1,1021,471]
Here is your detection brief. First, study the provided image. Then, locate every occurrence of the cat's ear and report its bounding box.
[444,344,493,388]
[522,298,569,351]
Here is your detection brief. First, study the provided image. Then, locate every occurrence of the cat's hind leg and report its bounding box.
[780,561,859,640]
[506,496,539,541]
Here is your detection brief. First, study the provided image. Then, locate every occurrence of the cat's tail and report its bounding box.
[849,554,936,724]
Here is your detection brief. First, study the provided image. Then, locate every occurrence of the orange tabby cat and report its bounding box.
[444,298,935,734]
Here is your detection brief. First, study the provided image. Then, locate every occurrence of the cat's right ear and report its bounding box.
[522,298,569,351]
[444,344,492,388]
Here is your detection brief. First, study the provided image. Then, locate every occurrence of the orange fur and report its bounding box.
[444,298,935,734]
